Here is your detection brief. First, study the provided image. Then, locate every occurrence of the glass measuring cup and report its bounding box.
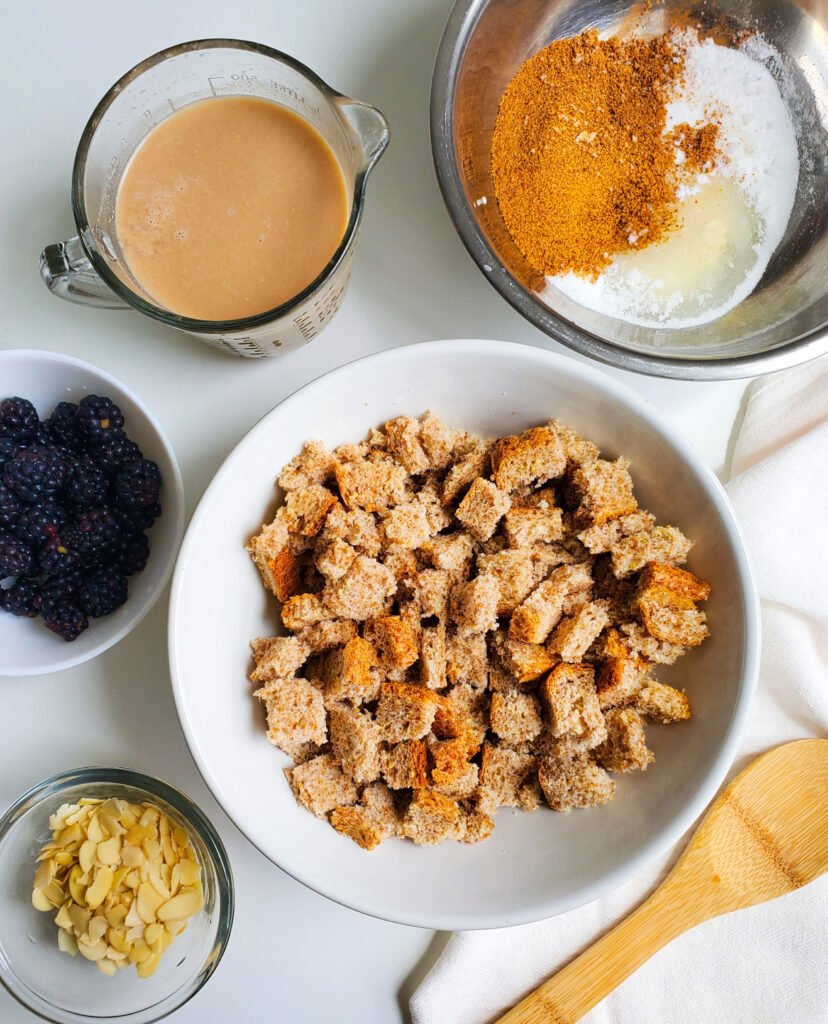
[40,39,389,358]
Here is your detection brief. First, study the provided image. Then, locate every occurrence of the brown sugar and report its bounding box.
[491,29,719,279]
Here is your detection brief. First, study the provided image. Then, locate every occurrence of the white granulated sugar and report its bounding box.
[553,32,800,329]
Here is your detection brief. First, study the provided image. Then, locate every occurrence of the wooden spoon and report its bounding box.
[497,738,828,1024]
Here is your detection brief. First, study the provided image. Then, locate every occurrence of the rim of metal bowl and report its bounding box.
[0,767,234,1024]
[429,0,828,381]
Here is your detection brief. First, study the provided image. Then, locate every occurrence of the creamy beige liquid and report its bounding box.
[116,96,349,320]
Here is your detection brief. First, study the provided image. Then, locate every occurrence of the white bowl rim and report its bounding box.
[168,338,761,929]
[0,348,185,677]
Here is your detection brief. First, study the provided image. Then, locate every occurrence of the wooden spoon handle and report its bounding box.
[495,881,700,1024]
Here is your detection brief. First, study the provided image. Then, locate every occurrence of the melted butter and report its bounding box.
[605,176,761,321]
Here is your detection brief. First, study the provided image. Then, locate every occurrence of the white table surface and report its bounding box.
[0,1,751,1020]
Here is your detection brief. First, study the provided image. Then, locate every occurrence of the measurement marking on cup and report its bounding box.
[294,311,317,341]
[207,76,225,97]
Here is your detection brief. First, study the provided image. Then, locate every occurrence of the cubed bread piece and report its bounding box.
[443,684,490,744]
[384,416,430,474]
[283,485,338,537]
[249,636,309,683]
[247,514,301,602]
[383,546,419,584]
[617,622,686,665]
[595,708,654,772]
[610,525,692,578]
[331,782,400,850]
[570,457,638,528]
[334,459,410,512]
[412,569,453,621]
[477,743,537,813]
[376,682,439,742]
[639,562,711,603]
[323,555,397,620]
[255,677,327,758]
[319,505,382,557]
[490,690,543,745]
[633,681,691,723]
[402,790,461,845]
[477,550,536,614]
[491,426,566,492]
[500,637,554,683]
[382,740,428,789]
[577,511,655,555]
[420,533,475,576]
[595,657,645,710]
[442,440,493,504]
[547,601,610,662]
[503,504,564,548]
[509,580,565,644]
[420,411,462,471]
[517,776,543,811]
[281,593,327,632]
[548,420,601,466]
[278,439,335,491]
[321,636,378,703]
[315,537,358,581]
[370,615,419,670]
[420,624,447,689]
[445,631,489,689]
[638,598,709,647]
[297,618,358,654]
[433,761,480,801]
[382,502,432,550]
[286,753,358,818]
[430,731,480,783]
[538,746,615,811]
[455,478,511,542]
[415,476,453,532]
[328,704,382,784]
[456,807,495,844]
[450,575,501,636]
[540,663,605,741]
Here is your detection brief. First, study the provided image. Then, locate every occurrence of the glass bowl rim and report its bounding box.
[0,766,234,1024]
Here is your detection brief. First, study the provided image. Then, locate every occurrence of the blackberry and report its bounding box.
[37,568,85,615]
[64,456,109,510]
[94,436,142,476]
[78,566,128,618]
[4,445,67,503]
[0,397,39,442]
[0,532,35,578]
[75,395,124,449]
[66,507,120,558]
[42,600,88,642]
[39,533,84,577]
[46,401,79,449]
[115,503,161,531]
[0,578,40,617]
[111,529,150,576]
[114,459,161,512]
[12,503,65,549]
[0,436,18,468]
[0,482,21,528]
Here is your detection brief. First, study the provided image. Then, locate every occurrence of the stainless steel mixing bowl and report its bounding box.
[431,0,828,379]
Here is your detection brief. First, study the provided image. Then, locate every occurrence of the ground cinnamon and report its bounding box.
[491,29,719,279]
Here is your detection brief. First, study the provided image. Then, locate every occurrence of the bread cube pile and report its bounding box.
[246,413,710,849]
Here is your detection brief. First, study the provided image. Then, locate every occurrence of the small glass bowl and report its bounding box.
[0,767,234,1023]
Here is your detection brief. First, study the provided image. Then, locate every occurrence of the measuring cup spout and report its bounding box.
[334,97,390,178]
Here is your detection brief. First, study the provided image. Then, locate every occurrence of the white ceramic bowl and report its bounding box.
[0,350,184,676]
[169,339,759,929]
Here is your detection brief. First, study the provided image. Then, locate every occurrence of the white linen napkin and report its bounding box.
[411,359,828,1024]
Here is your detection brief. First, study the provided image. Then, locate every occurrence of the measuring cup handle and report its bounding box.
[39,236,129,309]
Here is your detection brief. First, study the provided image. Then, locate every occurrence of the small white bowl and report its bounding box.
[0,350,184,676]
[169,339,760,930]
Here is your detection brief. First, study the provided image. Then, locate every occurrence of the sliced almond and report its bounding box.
[32,887,53,912]
[136,882,164,923]
[85,867,114,910]
[77,937,107,962]
[58,928,79,956]
[96,836,121,866]
[157,888,203,922]
[78,839,97,875]
[97,957,117,976]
